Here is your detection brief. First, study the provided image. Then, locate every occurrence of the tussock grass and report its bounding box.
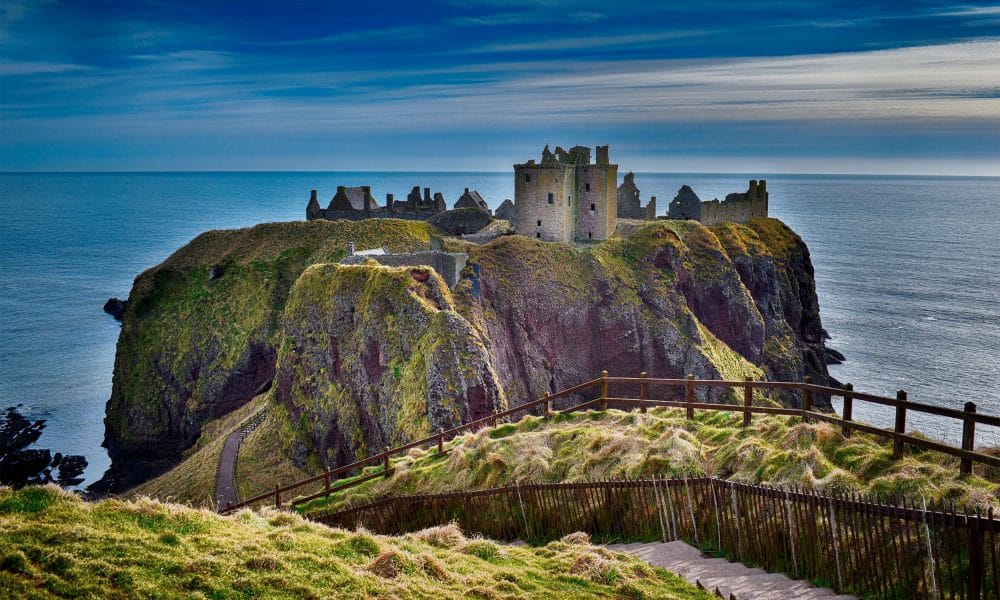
[0,485,712,599]
[298,408,998,515]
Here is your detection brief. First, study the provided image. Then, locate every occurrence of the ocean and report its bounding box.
[1,172,998,487]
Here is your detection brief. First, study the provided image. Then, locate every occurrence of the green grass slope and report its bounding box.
[0,486,713,600]
[298,407,999,515]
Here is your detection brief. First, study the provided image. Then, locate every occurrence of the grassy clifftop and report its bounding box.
[102,220,435,490]
[298,407,999,516]
[0,485,712,599]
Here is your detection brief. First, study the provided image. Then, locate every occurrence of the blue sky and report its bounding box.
[1,1,998,174]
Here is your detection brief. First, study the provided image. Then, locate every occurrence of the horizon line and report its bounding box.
[3,170,998,179]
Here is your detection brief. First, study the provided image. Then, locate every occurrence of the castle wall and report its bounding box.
[514,164,575,242]
[574,165,617,241]
[341,251,469,288]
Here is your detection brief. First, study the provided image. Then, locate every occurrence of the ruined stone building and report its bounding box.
[667,180,768,226]
[454,188,490,213]
[616,172,657,220]
[513,145,618,242]
[494,199,515,222]
[306,185,446,222]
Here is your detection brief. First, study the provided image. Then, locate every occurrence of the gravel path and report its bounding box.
[607,541,857,600]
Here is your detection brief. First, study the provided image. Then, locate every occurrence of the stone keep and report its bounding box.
[513,144,618,242]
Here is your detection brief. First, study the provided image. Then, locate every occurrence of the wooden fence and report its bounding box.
[311,477,999,600]
[220,372,1000,515]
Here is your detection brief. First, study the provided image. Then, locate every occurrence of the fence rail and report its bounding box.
[219,372,999,514]
[311,477,999,600]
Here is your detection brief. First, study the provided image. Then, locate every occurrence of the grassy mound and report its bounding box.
[298,407,999,515]
[0,486,712,599]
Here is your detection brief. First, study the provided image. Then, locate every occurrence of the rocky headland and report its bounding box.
[93,217,837,495]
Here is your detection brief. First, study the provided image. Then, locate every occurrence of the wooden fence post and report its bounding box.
[383,446,391,478]
[743,376,753,427]
[639,372,648,414]
[600,370,609,411]
[969,508,985,599]
[324,470,331,497]
[841,383,853,437]
[437,431,444,456]
[274,484,281,509]
[802,375,812,422]
[961,402,977,475]
[893,391,907,459]
[685,374,694,420]
[543,394,550,419]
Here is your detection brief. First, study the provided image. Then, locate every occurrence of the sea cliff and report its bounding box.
[94,217,836,493]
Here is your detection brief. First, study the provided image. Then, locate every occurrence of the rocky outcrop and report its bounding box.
[97,217,834,494]
[276,263,504,469]
[103,297,128,321]
[95,219,436,493]
[0,405,87,488]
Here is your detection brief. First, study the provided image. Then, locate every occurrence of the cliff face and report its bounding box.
[95,220,434,492]
[449,219,832,409]
[97,217,833,493]
[275,263,504,471]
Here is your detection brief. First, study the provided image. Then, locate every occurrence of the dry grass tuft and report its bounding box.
[560,531,591,545]
[412,522,466,547]
[366,550,409,579]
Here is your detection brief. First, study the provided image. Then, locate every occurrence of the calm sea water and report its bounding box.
[1,172,998,486]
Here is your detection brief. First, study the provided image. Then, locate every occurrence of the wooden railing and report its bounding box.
[219,372,1000,514]
[311,477,1000,599]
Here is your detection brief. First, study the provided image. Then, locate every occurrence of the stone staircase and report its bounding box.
[606,541,857,600]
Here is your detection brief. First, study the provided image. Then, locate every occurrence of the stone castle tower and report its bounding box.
[513,144,618,242]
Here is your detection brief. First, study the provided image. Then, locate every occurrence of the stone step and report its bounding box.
[606,541,856,600]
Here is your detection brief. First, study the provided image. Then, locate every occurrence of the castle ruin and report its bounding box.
[667,180,768,226]
[513,145,618,242]
[617,172,657,220]
[307,184,491,222]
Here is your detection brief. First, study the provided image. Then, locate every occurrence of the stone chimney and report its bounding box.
[423,187,432,204]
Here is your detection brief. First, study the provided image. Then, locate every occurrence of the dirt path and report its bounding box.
[607,541,856,600]
[214,410,267,510]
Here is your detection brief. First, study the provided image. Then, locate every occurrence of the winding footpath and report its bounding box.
[214,410,267,509]
[607,541,856,600]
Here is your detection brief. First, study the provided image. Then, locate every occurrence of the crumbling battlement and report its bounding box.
[307,184,491,223]
[667,180,768,225]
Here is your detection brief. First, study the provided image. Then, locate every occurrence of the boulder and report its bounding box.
[103,297,128,321]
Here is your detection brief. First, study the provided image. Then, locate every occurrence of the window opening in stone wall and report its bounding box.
[537,220,542,226]
[536,232,540,238]
[590,203,596,211]
[588,231,593,239]
[525,173,531,182]
[586,183,590,191]
[547,193,554,204]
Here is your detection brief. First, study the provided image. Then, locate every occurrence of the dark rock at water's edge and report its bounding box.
[103,297,128,321]
[825,347,846,365]
[0,405,88,488]
[0,405,44,454]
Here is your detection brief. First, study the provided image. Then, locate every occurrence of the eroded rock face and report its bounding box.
[275,263,504,469]
[449,219,834,409]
